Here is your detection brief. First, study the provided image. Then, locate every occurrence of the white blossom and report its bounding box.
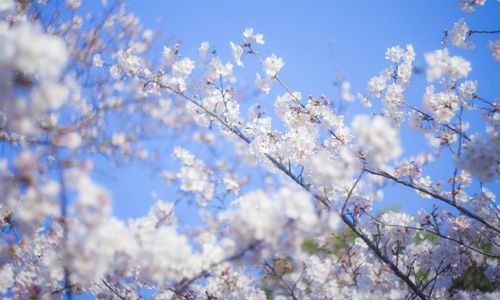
[460,0,486,12]
[162,45,178,67]
[488,40,500,61]
[367,68,392,96]
[173,147,214,205]
[276,187,318,231]
[262,54,284,77]
[0,21,68,79]
[0,264,13,293]
[459,135,499,181]
[385,46,405,63]
[0,3,497,299]
[55,132,82,149]
[379,211,415,246]
[340,81,355,102]
[352,115,401,168]
[65,0,81,9]
[31,81,69,110]
[172,57,195,77]
[425,49,471,81]
[450,19,474,49]
[304,146,360,189]
[458,80,478,99]
[221,190,283,245]
[0,0,14,14]
[198,41,210,58]
[136,226,197,283]
[255,73,271,94]
[205,57,233,82]
[92,54,104,67]
[111,132,126,146]
[243,28,265,45]
[423,85,459,124]
[230,41,243,66]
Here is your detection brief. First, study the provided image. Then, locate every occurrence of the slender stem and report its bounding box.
[57,158,72,300]
[469,30,500,34]
[364,212,499,258]
[102,280,126,300]
[340,214,427,299]
[363,168,499,234]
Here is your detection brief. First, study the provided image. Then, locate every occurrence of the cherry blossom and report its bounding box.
[0,1,497,299]
[450,19,474,49]
[489,40,500,60]
[262,54,284,77]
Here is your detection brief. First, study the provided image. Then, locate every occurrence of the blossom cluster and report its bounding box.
[0,1,497,299]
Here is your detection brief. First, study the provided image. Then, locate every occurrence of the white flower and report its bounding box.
[262,54,284,77]
[116,50,143,76]
[488,40,500,61]
[223,175,239,195]
[68,170,111,225]
[92,54,104,67]
[379,211,415,246]
[459,135,499,182]
[204,57,233,82]
[13,151,37,176]
[172,57,195,77]
[243,28,253,38]
[109,64,120,79]
[65,0,81,9]
[0,0,15,13]
[425,133,441,148]
[222,190,284,245]
[423,85,459,124]
[243,28,265,45]
[55,132,82,149]
[340,81,354,102]
[425,49,471,81]
[12,186,59,234]
[352,115,401,168]
[460,0,486,12]
[276,188,317,230]
[328,213,342,231]
[458,80,477,99]
[111,132,126,146]
[31,81,69,110]
[69,218,137,283]
[0,264,13,293]
[304,146,359,189]
[162,45,178,67]
[305,256,332,284]
[255,73,271,94]
[382,84,404,108]
[173,147,214,205]
[137,226,197,283]
[198,41,210,58]
[450,19,474,49]
[385,46,405,63]
[280,126,317,162]
[230,41,244,66]
[367,68,392,96]
[0,21,68,79]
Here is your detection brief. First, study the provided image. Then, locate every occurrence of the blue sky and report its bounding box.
[94,1,500,221]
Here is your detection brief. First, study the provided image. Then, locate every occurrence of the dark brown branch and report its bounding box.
[102,279,127,300]
[365,212,499,259]
[364,168,499,234]
[153,83,427,299]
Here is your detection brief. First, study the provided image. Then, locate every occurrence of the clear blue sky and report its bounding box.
[100,1,499,221]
